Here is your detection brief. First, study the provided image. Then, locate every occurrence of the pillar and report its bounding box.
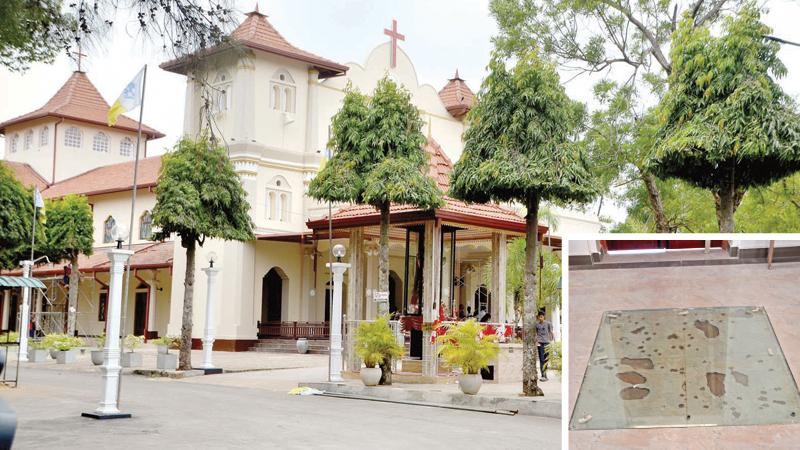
[18,260,33,361]
[1,290,9,330]
[305,69,320,154]
[346,229,365,372]
[491,233,508,324]
[34,289,43,335]
[326,260,350,381]
[364,241,380,320]
[199,266,220,370]
[147,281,157,338]
[422,220,442,377]
[552,305,561,341]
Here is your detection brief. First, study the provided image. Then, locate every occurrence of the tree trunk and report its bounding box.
[713,166,744,233]
[377,201,392,385]
[67,254,79,336]
[642,173,670,233]
[523,193,544,397]
[179,237,196,370]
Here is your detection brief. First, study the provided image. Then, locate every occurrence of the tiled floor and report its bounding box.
[569,261,800,449]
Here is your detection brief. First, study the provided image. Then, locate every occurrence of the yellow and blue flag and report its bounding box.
[107,67,145,126]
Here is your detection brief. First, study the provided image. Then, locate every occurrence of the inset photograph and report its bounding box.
[568,239,800,448]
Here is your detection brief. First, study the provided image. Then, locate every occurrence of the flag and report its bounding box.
[33,188,44,209]
[107,67,145,126]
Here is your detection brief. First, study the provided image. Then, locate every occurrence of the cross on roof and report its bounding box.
[71,44,87,72]
[383,19,405,69]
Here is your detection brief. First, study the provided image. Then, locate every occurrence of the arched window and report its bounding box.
[267,191,276,220]
[93,132,109,152]
[139,211,153,240]
[64,126,82,148]
[266,176,291,222]
[269,69,295,114]
[103,216,116,243]
[40,126,49,147]
[120,137,133,157]
[9,134,19,153]
[23,130,33,150]
[280,193,289,221]
[211,71,231,114]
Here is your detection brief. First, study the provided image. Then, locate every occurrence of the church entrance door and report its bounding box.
[262,269,283,323]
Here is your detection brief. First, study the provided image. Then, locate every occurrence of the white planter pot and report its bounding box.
[458,373,483,395]
[360,367,382,386]
[49,349,58,359]
[55,350,77,364]
[29,349,49,362]
[156,353,178,370]
[157,345,169,355]
[90,350,104,366]
[296,338,309,354]
[121,352,142,368]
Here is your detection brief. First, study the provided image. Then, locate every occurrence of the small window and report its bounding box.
[266,176,291,222]
[211,71,231,114]
[64,126,82,148]
[23,130,33,150]
[10,134,19,153]
[270,69,296,114]
[40,126,49,147]
[93,132,109,153]
[139,210,153,240]
[120,137,133,157]
[271,85,281,111]
[103,216,116,243]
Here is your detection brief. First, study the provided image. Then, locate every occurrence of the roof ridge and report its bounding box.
[43,155,161,193]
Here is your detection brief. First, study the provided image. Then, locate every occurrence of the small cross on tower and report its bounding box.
[72,44,87,72]
[383,19,405,69]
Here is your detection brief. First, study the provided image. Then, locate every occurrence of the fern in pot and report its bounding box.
[354,315,404,386]
[51,335,84,364]
[153,336,179,370]
[28,339,50,363]
[90,333,106,366]
[436,319,500,395]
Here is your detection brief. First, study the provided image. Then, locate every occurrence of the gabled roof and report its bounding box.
[42,156,161,199]
[306,137,548,236]
[1,161,49,191]
[161,7,348,79]
[0,71,164,139]
[438,70,475,118]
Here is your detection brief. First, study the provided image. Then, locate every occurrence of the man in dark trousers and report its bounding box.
[535,312,554,381]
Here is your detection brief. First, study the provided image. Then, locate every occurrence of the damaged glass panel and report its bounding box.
[570,307,800,430]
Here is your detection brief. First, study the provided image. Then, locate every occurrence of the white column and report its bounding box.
[491,233,508,324]
[1,290,9,329]
[552,305,561,342]
[364,241,379,320]
[147,282,157,336]
[305,69,319,153]
[422,221,442,377]
[18,260,33,361]
[326,261,350,382]
[93,248,133,417]
[199,266,220,369]
[34,290,43,335]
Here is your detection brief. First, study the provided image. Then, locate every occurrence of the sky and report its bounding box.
[1,0,799,223]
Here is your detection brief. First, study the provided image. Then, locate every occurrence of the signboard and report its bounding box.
[373,291,389,302]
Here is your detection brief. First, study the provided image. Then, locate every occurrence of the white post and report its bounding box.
[18,260,33,361]
[326,261,350,382]
[552,305,561,341]
[1,290,10,329]
[85,248,133,419]
[147,282,157,337]
[199,266,220,370]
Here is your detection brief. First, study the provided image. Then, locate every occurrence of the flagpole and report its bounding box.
[118,64,147,409]
[30,190,37,261]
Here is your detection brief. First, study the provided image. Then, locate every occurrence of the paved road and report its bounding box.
[3,367,560,449]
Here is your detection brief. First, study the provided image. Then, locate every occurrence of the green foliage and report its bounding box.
[0,331,19,343]
[94,333,106,349]
[652,5,800,192]
[354,315,404,368]
[153,335,180,348]
[124,334,144,352]
[42,334,83,351]
[308,78,444,210]
[29,339,49,350]
[44,194,94,262]
[449,51,596,205]
[152,136,255,246]
[0,163,44,269]
[0,0,71,72]
[545,341,562,374]
[507,239,561,314]
[436,319,501,375]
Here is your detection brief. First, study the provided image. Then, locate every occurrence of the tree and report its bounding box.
[152,136,254,370]
[0,164,45,269]
[308,77,444,385]
[0,0,235,72]
[44,194,94,336]
[651,6,800,232]
[489,0,745,232]
[450,52,596,396]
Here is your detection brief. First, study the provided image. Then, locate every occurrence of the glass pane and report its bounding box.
[570,307,800,430]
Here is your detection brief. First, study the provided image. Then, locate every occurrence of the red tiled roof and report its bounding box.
[306,137,547,235]
[42,156,161,199]
[0,72,164,139]
[2,241,173,277]
[161,8,347,79]
[1,161,49,191]
[438,70,475,118]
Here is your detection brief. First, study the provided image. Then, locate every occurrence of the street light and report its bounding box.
[332,244,346,262]
[111,223,129,249]
[199,251,222,374]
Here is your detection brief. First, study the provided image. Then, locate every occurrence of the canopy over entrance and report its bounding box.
[0,276,45,289]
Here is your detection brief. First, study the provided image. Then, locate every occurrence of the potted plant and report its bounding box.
[354,315,404,386]
[0,331,19,344]
[42,334,60,359]
[29,340,50,362]
[152,336,178,370]
[545,341,562,379]
[52,335,84,364]
[121,334,144,368]
[436,319,500,395]
[91,334,106,366]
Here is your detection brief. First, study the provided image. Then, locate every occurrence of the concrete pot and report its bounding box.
[296,338,309,354]
[90,350,104,365]
[157,345,169,355]
[121,352,142,368]
[49,349,58,359]
[55,350,77,364]
[157,353,178,370]
[360,367,382,386]
[458,373,483,395]
[29,349,49,362]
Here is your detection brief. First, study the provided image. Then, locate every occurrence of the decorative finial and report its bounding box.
[255,2,259,13]
[455,69,460,79]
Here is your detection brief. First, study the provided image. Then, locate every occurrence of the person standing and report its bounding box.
[535,312,554,381]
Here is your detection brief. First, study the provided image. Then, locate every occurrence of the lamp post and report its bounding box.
[82,224,133,420]
[17,260,33,362]
[199,251,222,374]
[326,244,349,382]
